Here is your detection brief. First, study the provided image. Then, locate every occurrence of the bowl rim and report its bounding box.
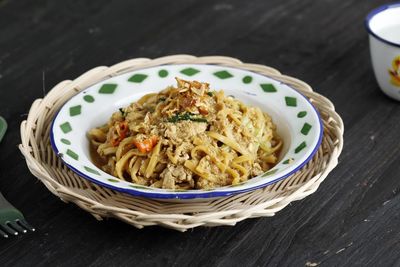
[365,2,400,48]
[49,63,324,199]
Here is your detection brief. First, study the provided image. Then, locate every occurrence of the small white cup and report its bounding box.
[365,3,400,101]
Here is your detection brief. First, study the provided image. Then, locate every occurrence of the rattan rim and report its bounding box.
[19,55,344,231]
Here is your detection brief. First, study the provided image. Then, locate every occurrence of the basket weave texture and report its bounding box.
[19,55,344,231]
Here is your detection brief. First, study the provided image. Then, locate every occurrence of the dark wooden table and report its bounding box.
[1,0,399,266]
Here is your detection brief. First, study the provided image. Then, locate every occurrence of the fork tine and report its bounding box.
[0,228,8,238]
[9,221,27,234]
[1,224,18,236]
[17,219,35,232]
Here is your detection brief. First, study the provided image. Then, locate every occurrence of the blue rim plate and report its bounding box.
[50,64,323,199]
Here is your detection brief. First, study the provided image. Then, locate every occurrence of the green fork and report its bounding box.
[0,116,35,238]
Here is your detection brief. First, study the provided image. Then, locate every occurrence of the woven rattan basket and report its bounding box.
[19,55,343,231]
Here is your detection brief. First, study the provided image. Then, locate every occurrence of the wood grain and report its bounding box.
[0,0,399,266]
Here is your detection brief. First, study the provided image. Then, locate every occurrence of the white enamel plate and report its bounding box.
[50,64,323,199]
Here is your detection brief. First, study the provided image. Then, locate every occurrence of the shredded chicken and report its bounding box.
[163,121,207,144]
[160,164,194,189]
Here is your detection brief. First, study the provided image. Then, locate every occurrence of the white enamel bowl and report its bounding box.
[365,3,400,100]
[50,64,323,199]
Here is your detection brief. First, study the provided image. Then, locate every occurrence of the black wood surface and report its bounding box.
[0,0,399,266]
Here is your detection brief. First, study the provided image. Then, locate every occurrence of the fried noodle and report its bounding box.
[88,78,282,189]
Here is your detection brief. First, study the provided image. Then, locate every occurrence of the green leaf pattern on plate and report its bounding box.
[285,96,297,107]
[242,75,252,84]
[66,149,79,160]
[83,95,95,103]
[260,83,277,92]
[99,84,117,94]
[158,69,168,78]
[84,166,100,175]
[69,105,81,116]
[61,138,71,145]
[128,74,148,83]
[180,68,200,76]
[214,70,233,79]
[60,122,72,134]
[263,169,278,177]
[297,111,307,118]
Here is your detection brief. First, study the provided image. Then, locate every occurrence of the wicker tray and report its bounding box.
[19,55,343,231]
